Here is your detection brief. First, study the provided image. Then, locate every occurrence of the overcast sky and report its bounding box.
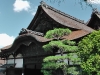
[0,0,100,48]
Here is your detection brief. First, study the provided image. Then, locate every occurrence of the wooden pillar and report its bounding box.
[6,57,7,75]
[23,57,24,75]
[14,54,15,67]
[13,53,15,75]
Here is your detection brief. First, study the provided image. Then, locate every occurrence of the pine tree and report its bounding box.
[41,28,80,75]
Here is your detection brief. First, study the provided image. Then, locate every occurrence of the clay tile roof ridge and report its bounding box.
[40,1,85,24]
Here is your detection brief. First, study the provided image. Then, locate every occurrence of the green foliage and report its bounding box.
[41,28,80,75]
[81,54,100,75]
[68,67,79,75]
[43,40,78,52]
[62,40,76,46]
[78,30,100,74]
[45,28,71,39]
[43,54,80,63]
[42,61,67,69]
[43,55,68,62]
[41,70,52,75]
[41,55,80,75]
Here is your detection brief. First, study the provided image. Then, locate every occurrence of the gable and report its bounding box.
[87,11,100,30]
[28,8,77,34]
[27,2,93,33]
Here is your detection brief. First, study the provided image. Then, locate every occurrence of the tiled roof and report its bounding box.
[40,1,85,24]
[40,1,94,32]
[0,30,90,51]
[86,9,100,27]
[28,1,94,32]
[63,30,90,40]
[1,45,12,51]
[0,33,51,52]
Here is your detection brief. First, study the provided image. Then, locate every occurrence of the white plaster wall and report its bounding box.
[15,59,23,68]
[7,59,14,64]
[7,55,14,64]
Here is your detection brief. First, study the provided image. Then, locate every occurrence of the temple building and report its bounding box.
[0,1,100,75]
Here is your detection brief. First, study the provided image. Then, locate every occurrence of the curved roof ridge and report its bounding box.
[40,1,85,24]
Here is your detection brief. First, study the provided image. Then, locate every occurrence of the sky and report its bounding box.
[0,0,100,48]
